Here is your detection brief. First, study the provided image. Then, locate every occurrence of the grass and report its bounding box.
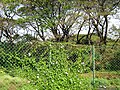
[0,69,30,90]
[80,71,120,89]
[1,68,120,90]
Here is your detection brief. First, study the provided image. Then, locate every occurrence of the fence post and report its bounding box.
[49,43,52,68]
[92,45,95,87]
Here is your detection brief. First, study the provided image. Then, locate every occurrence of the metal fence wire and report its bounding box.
[95,46,120,71]
[0,42,92,72]
[0,41,120,89]
[93,45,120,89]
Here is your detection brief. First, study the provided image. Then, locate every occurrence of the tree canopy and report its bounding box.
[0,0,120,45]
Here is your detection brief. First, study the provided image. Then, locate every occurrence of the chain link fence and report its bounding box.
[95,45,120,71]
[0,41,92,73]
[0,41,120,89]
[93,45,120,89]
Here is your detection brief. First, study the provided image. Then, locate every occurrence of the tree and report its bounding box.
[0,1,17,42]
[15,0,80,42]
[76,0,120,45]
[109,25,120,48]
[1,0,120,44]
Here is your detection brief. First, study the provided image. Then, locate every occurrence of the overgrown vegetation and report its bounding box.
[0,41,94,90]
[0,41,120,90]
[0,0,120,89]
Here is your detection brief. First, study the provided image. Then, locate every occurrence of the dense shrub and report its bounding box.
[0,41,93,89]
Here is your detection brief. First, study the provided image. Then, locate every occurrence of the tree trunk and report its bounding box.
[0,30,3,42]
[76,20,85,44]
[60,29,69,42]
[86,18,91,44]
[51,27,60,41]
[103,15,108,45]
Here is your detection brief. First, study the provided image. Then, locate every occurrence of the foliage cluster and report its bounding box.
[0,41,120,89]
[0,41,93,89]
